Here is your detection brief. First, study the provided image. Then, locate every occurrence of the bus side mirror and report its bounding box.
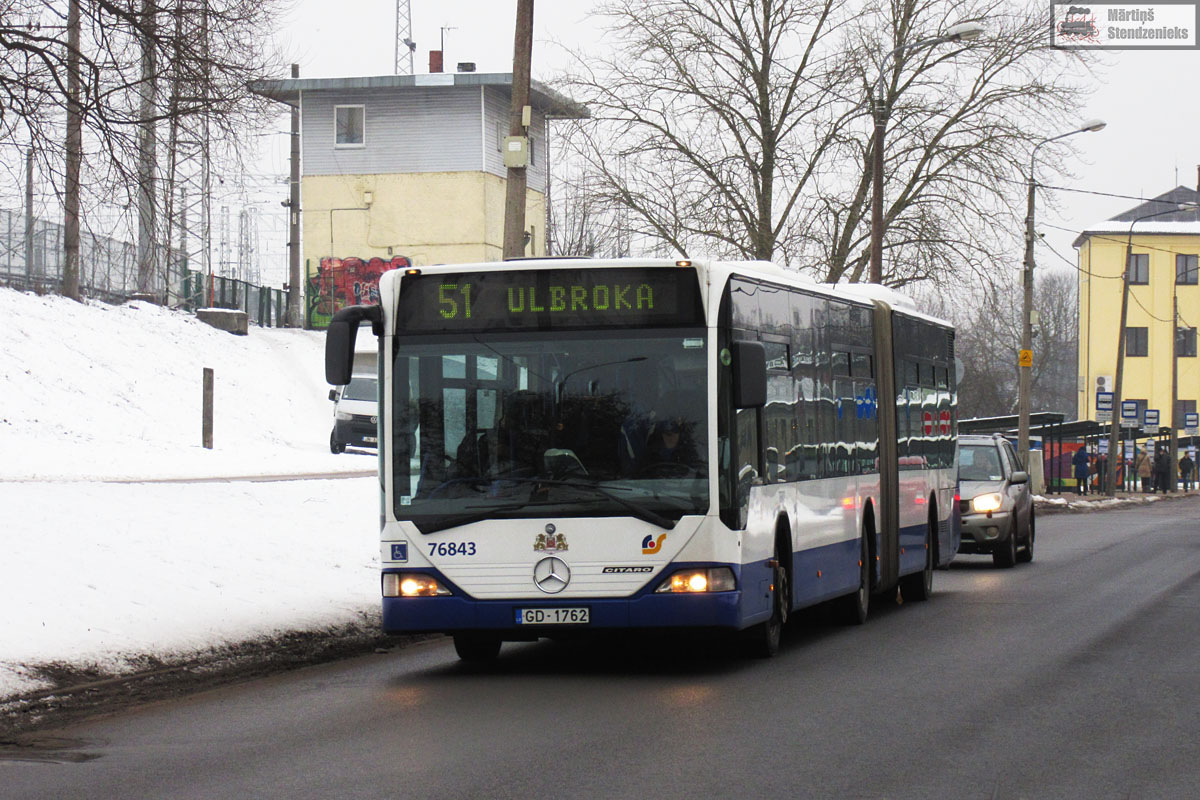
[732,340,766,408]
[325,304,383,386]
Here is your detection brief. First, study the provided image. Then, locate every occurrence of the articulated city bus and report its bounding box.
[325,258,958,660]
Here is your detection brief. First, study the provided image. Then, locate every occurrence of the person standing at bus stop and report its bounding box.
[1135,447,1152,493]
[1179,451,1194,492]
[1153,446,1171,493]
[1072,445,1091,495]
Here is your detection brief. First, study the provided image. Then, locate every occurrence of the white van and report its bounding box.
[329,373,378,453]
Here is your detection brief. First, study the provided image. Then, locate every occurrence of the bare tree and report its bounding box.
[1,1,287,299]
[1029,270,1078,415]
[557,0,1094,289]
[558,0,855,262]
[821,0,1092,288]
[923,270,1078,420]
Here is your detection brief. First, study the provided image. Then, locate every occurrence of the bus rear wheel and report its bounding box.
[899,524,933,602]
[453,634,501,662]
[837,532,871,625]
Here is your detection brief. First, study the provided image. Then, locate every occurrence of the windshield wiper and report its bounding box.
[414,477,676,532]
[494,477,676,530]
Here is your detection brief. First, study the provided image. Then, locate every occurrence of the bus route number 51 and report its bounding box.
[439,283,472,319]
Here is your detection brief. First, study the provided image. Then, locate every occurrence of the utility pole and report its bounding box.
[201,0,213,307]
[1171,290,1179,490]
[869,92,885,283]
[1019,121,1105,472]
[287,63,302,327]
[137,0,159,296]
[62,0,82,301]
[1018,175,1036,465]
[502,0,534,260]
[1108,205,1185,494]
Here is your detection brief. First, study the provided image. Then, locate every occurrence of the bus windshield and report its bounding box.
[392,329,709,533]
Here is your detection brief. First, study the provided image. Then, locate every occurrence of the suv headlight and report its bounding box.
[971,492,1003,514]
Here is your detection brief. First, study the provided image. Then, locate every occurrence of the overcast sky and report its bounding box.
[272,0,1200,280]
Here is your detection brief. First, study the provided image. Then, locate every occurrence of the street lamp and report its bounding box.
[1106,202,1196,495]
[869,21,985,284]
[1016,119,1105,473]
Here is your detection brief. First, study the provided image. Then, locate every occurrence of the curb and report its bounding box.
[1034,491,1197,515]
[0,623,437,740]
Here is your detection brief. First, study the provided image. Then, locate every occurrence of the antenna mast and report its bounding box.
[395,0,416,75]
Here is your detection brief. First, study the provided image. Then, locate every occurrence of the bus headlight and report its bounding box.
[655,567,736,593]
[971,492,1003,514]
[383,573,451,597]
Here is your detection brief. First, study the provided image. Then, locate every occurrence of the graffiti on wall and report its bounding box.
[308,255,411,328]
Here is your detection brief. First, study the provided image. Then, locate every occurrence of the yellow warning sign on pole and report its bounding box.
[1018,349,1033,367]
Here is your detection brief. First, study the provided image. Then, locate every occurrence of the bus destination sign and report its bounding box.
[397,267,704,332]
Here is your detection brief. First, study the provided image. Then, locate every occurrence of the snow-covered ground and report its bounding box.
[0,287,380,700]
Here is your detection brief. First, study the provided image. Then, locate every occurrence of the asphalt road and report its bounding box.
[4,500,1199,799]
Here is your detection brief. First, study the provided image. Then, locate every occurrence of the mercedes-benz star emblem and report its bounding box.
[533,556,570,594]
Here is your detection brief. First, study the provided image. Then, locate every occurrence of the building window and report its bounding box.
[335,105,365,147]
[1127,253,1149,285]
[1126,326,1148,357]
[1177,254,1198,285]
[1178,327,1197,357]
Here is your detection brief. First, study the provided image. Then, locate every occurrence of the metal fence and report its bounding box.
[181,271,287,328]
[0,208,287,327]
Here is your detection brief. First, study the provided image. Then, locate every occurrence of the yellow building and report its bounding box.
[253,72,588,327]
[1076,187,1200,430]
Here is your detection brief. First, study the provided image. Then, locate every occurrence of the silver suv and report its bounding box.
[957,434,1034,568]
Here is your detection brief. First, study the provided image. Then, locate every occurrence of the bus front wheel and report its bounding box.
[453,634,501,662]
[744,543,788,658]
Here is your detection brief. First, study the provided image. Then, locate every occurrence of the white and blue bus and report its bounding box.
[325,258,958,660]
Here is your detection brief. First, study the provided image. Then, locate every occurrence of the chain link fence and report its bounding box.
[0,208,286,327]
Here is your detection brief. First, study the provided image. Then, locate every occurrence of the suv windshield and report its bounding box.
[392,329,708,533]
[959,444,1004,482]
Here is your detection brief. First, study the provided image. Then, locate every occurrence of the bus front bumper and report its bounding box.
[381,588,748,635]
